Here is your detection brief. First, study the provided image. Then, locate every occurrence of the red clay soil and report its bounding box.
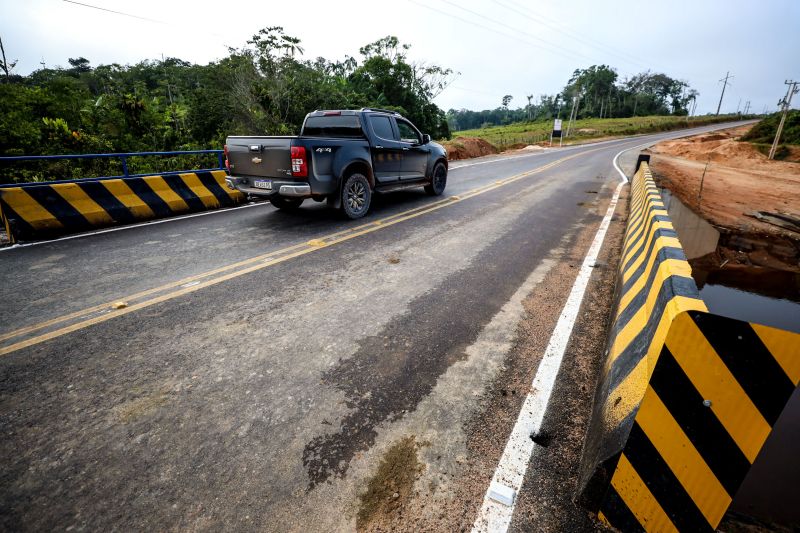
[648,125,800,238]
[441,137,499,160]
[649,125,800,273]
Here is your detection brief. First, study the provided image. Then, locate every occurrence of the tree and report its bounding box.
[0,28,454,181]
[349,36,452,139]
[0,35,17,81]
[562,65,617,118]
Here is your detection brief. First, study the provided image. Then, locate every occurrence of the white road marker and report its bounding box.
[471,149,630,533]
[612,140,656,184]
[488,482,516,506]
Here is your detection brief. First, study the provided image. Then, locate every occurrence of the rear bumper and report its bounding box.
[225,176,312,198]
[279,184,311,197]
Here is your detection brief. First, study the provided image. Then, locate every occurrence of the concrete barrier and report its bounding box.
[0,170,245,242]
[578,162,800,531]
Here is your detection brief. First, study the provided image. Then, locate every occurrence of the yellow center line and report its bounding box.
[0,145,606,356]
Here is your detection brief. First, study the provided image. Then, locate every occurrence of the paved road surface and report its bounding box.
[0,123,751,531]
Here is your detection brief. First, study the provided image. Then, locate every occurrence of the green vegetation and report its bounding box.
[448,65,701,131]
[452,114,749,150]
[741,110,800,145]
[739,111,799,161]
[0,31,453,183]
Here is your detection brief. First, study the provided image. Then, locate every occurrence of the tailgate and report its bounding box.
[226,137,294,179]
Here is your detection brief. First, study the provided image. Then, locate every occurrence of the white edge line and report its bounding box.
[0,202,264,252]
[470,147,634,533]
[450,136,631,170]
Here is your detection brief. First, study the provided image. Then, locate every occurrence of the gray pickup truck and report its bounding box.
[224,108,448,219]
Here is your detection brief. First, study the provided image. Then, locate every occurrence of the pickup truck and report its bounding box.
[224,108,448,219]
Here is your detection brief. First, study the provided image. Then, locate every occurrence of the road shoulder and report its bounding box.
[359,171,629,532]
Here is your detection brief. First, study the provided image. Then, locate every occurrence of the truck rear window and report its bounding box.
[302,115,364,138]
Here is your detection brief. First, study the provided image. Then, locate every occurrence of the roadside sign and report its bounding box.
[551,119,563,146]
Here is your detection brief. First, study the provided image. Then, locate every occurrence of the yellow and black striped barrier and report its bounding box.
[578,162,800,531]
[0,170,245,243]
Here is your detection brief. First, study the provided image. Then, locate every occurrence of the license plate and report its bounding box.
[253,180,272,190]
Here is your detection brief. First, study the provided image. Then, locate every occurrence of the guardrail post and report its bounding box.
[121,156,129,178]
[217,152,224,170]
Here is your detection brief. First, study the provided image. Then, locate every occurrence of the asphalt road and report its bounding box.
[0,122,752,532]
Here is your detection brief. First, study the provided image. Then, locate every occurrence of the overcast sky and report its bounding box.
[3,0,799,115]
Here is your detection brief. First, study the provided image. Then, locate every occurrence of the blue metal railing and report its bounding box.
[0,150,225,187]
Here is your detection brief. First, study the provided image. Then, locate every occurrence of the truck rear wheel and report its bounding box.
[269,196,304,210]
[425,162,447,196]
[340,173,371,219]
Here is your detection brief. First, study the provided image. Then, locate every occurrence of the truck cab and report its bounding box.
[224,109,448,219]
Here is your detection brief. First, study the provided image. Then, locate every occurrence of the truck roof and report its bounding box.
[307,108,404,118]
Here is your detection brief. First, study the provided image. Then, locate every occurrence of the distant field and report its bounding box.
[449,114,750,149]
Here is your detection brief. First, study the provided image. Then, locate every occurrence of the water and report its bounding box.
[660,187,800,528]
[660,189,720,260]
[694,270,800,334]
[660,188,800,332]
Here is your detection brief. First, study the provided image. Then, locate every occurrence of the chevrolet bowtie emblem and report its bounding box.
[252,157,262,164]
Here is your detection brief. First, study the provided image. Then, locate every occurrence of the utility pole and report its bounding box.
[736,97,741,114]
[566,95,579,137]
[743,101,751,115]
[716,71,733,115]
[769,80,799,160]
[0,35,10,81]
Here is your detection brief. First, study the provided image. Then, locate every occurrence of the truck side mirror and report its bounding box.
[422,134,431,144]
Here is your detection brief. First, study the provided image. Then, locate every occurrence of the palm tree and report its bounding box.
[280,36,304,57]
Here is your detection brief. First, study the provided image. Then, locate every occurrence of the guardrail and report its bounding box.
[0,150,226,185]
[0,151,244,243]
[577,162,800,531]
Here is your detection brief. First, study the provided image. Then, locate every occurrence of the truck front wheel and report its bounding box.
[425,162,447,196]
[269,196,304,210]
[340,173,371,219]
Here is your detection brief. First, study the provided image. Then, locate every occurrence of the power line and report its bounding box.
[436,0,610,66]
[490,0,650,70]
[63,0,169,25]
[61,0,234,48]
[407,0,599,66]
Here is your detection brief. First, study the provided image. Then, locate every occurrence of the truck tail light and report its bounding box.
[291,145,308,177]
[223,144,230,171]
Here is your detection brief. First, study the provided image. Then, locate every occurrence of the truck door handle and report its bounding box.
[402,147,410,151]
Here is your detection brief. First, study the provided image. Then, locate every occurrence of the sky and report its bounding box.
[2,0,799,115]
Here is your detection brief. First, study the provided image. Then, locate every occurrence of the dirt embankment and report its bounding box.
[649,125,800,272]
[441,137,499,160]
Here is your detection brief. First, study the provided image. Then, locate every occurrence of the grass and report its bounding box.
[741,110,799,145]
[448,114,751,150]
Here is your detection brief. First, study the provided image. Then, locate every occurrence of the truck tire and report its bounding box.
[269,196,304,210]
[425,162,447,196]
[340,172,371,219]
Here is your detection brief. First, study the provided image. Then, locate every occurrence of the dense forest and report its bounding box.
[1,31,707,182]
[447,65,700,131]
[0,29,453,181]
